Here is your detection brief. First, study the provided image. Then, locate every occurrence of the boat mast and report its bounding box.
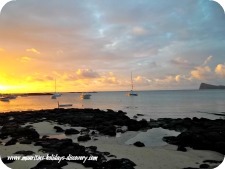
[54,79,56,93]
[131,72,133,91]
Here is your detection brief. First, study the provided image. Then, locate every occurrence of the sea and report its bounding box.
[0,90,225,120]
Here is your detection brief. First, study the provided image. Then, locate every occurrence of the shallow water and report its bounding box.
[125,128,180,147]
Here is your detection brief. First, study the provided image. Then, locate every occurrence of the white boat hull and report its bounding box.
[80,93,91,99]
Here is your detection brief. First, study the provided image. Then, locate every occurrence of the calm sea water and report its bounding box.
[0,90,225,120]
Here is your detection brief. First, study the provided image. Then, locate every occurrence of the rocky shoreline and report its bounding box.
[149,117,225,154]
[0,108,224,169]
[0,108,147,169]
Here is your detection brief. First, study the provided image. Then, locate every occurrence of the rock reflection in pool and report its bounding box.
[125,127,180,147]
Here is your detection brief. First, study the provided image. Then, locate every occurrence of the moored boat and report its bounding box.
[57,101,73,108]
[51,79,62,99]
[80,93,91,99]
[0,97,10,102]
[128,72,138,96]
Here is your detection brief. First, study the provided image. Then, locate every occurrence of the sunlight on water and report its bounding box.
[0,90,225,120]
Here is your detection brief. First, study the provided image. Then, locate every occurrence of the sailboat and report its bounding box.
[128,72,138,96]
[51,79,62,99]
[0,94,17,102]
[80,92,91,99]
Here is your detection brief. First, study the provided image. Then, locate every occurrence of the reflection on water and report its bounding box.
[0,90,225,120]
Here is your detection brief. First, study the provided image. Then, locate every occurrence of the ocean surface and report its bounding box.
[0,90,225,120]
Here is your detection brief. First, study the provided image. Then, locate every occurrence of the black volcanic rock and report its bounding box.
[102,158,136,169]
[2,157,15,164]
[77,135,91,142]
[53,126,64,132]
[199,83,225,89]
[5,138,17,146]
[133,141,145,147]
[177,145,187,152]
[64,128,79,135]
[160,118,225,154]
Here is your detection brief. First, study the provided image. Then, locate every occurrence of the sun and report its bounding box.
[0,85,8,91]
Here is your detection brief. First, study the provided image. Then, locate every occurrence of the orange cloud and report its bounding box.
[26,48,41,54]
[190,66,211,80]
[175,75,185,82]
[215,64,225,77]
[134,76,151,86]
[99,73,118,84]
[21,56,31,62]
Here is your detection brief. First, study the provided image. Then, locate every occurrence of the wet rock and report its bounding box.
[102,158,136,169]
[42,135,49,139]
[99,125,116,136]
[162,136,177,145]
[14,150,35,156]
[133,141,145,147]
[0,123,19,138]
[35,138,75,155]
[177,145,187,152]
[103,152,110,156]
[0,109,140,169]
[5,138,17,146]
[126,119,142,131]
[139,119,148,128]
[53,126,64,132]
[86,146,97,152]
[2,157,15,164]
[77,135,91,142]
[160,118,225,154]
[199,163,210,168]
[80,128,90,134]
[91,131,96,135]
[64,128,79,135]
[15,127,40,140]
[215,141,225,154]
[19,139,32,144]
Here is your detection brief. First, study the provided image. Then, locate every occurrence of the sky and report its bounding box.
[0,0,225,93]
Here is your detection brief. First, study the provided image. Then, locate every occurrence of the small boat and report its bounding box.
[51,79,62,99]
[80,93,91,99]
[128,72,138,96]
[51,93,62,99]
[128,90,138,96]
[0,94,17,102]
[0,97,10,102]
[57,101,73,108]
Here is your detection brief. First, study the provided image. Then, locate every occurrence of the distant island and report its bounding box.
[199,83,225,90]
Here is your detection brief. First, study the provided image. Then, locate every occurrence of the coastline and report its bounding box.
[0,108,224,169]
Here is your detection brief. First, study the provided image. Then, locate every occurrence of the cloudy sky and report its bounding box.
[0,0,225,93]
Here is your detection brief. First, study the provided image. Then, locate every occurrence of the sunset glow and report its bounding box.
[0,0,225,93]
